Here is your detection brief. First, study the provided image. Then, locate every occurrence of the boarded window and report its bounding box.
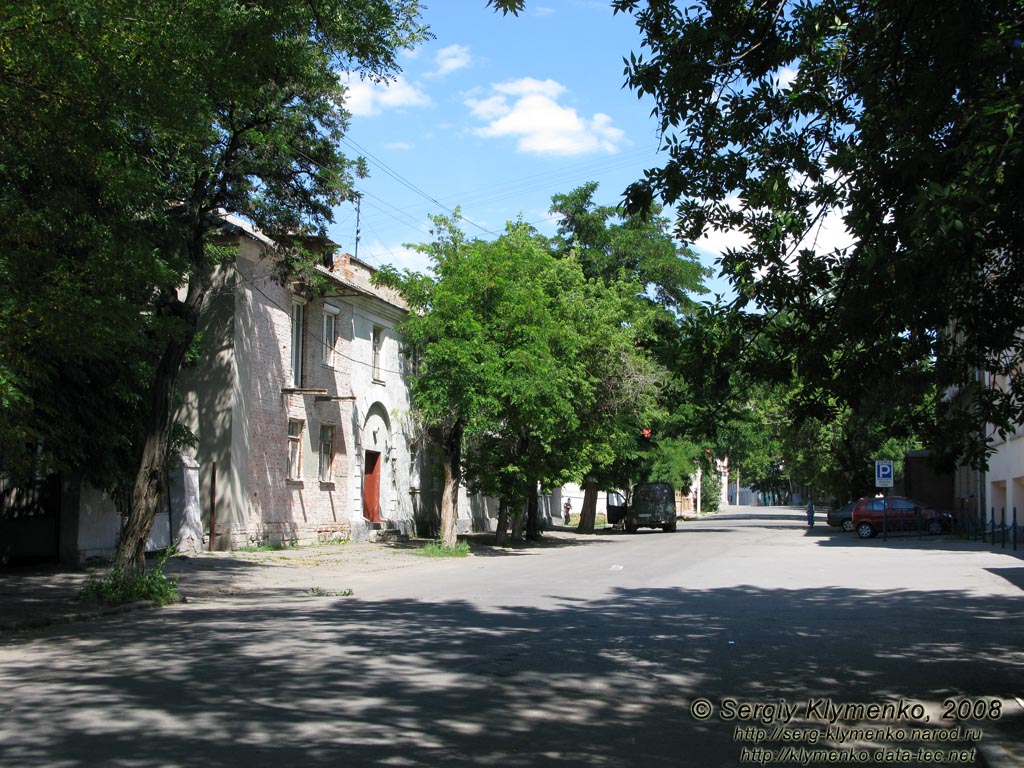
[319,425,334,483]
[287,419,304,480]
[291,301,305,386]
[322,304,339,365]
[372,325,384,381]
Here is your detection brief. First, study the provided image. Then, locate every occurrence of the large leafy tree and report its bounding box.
[460,228,595,543]
[548,183,708,528]
[549,182,709,321]
[377,217,592,546]
[614,0,1024,468]
[379,216,659,544]
[1,0,428,574]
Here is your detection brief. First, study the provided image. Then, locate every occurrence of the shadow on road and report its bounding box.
[987,567,1024,591]
[460,532,616,557]
[2,576,1021,767]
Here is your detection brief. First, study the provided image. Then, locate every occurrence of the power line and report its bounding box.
[341,136,490,234]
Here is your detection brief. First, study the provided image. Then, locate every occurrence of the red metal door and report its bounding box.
[363,451,381,523]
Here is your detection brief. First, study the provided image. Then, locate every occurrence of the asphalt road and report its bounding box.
[1,506,1022,767]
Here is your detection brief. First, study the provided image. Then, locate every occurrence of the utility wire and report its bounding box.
[341,136,490,234]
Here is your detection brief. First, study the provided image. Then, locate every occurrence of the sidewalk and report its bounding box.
[0,538,440,633]
[0,531,567,633]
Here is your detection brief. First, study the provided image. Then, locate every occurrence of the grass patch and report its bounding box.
[567,514,608,528]
[415,540,471,558]
[237,540,298,552]
[80,548,181,606]
[305,587,353,597]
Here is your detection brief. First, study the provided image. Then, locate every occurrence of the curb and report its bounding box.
[0,600,157,634]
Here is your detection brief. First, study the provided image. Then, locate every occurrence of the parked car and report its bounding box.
[851,496,955,539]
[827,500,857,532]
[624,482,677,533]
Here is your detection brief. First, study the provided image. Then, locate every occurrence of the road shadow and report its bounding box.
[458,532,617,557]
[2,578,1020,767]
[987,567,1024,591]
[814,531,1024,557]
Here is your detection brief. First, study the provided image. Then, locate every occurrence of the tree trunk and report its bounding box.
[438,420,464,549]
[495,497,509,546]
[510,503,524,541]
[576,481,599,533]
[525,476,541,540]
[115,301,204,576]
[115,229,209,578]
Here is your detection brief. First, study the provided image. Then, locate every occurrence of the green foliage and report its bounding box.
[547,183,709,492]
[2,0,429,570]
[80,548,181,606]
[237,541,298,553]
[700,470,722,515]
[415,540,471,558]
[647,438,701,493]
[377,213,665,538]
[486,0,525,14]
[614,0,1024,469]
[306,587,353,597]
[549,182,710,320]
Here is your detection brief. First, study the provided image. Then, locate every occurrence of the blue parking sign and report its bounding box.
[875,460,894,488]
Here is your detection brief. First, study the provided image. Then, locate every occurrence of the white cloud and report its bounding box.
[694,197,751,257]
[344,76,431,117]
[366,239,435,275]
[465,78,625,156]
[385,141,414,151]
[465,93,509,122]
[775,65,799,91]
[431,44,472,77]
[694,187,854,291]
[492,77,565,100]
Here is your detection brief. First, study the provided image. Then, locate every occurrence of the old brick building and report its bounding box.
[175,214,422,548]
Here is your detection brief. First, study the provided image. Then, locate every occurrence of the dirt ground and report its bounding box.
[0,531,584,633]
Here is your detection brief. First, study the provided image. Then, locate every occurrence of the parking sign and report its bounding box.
[875,460,894,488]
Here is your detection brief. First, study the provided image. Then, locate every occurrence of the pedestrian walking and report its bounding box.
[562,499,572,525]
[806,499,815,528]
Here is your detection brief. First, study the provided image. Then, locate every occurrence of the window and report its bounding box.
[291,300,305,386]
[319,425,335,483]
[322,304,339,366]
[372,325,384,381]
[287,419,304,480]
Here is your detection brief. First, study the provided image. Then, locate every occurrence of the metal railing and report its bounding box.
[960,504,1018,551]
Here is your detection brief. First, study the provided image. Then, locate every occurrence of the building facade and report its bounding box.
[175,215,422,548]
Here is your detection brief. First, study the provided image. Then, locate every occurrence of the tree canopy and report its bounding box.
[377,213,662,543]
[1,0,428,572]
[614,0,1024,468]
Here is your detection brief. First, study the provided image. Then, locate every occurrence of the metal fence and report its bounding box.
[959,505,1019,551]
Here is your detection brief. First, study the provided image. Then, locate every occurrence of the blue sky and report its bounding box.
[331,2,734,299]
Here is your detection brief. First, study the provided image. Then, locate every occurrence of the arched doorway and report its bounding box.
[362,403,391,524]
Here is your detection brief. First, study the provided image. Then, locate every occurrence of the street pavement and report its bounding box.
[0,506,1022,767]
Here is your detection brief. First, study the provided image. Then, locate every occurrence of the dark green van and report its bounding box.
[625,482,677,533]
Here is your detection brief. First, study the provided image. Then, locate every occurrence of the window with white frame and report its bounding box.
[372,325,384,381]
[322,304,339,366]
[291,299,305,387]
[287,419,304,480]
[318,425,335,483]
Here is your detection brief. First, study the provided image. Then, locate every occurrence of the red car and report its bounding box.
[851,496,955,539]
